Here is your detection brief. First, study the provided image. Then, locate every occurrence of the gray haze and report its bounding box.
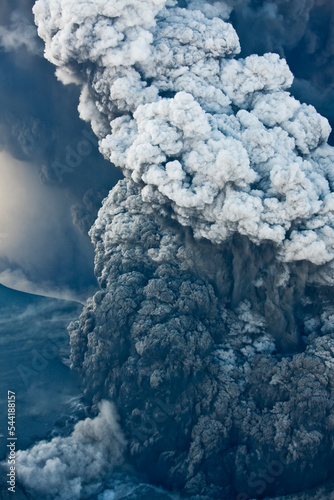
[0,0,121,299]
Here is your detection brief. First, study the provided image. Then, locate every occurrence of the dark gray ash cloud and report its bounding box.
[65,179,334,499]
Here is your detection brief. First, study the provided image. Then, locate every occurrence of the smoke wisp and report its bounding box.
[16,400,126,500]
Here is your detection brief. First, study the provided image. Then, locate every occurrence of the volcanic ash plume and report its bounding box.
[17,0,334,498]
[16,401,126,500]
[33,0,334,266]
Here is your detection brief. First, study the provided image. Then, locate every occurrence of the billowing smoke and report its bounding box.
[67,179,334,499]
[16,0,334,498]
[16,400,126,500]
[32,0,334,266]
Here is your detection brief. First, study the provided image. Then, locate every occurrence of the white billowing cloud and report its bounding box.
[219,52,293,107]
[16,400,126,500]
[33,0,167,68]
[32,0,334,267]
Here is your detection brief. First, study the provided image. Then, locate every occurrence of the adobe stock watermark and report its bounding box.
[17,334,65,386]
[51,129,98,182]
[7,391,16,494]
[236,451,289,500]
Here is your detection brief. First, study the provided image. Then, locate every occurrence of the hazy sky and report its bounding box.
[0,0,122,300]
